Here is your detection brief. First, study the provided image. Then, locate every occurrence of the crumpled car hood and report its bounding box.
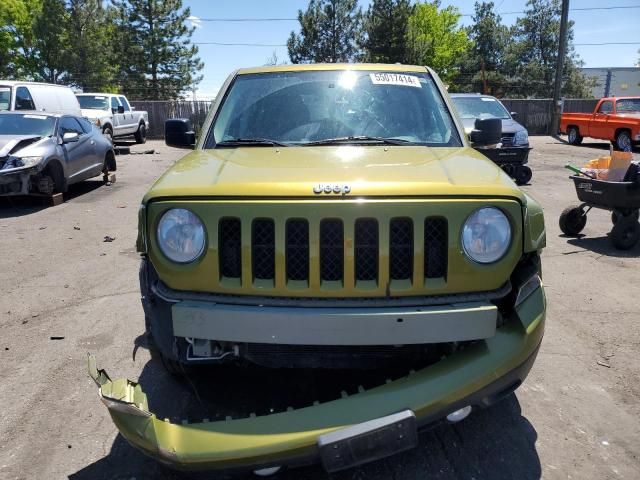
[0,135,45,157]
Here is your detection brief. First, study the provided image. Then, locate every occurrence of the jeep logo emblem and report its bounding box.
[313,183,351,195]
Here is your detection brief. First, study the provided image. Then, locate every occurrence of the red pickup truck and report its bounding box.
[560,97,640,150]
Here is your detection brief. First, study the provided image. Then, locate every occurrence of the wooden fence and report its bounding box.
[130,100,211,139]
[132,98,601,139]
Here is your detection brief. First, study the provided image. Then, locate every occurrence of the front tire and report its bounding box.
[610,216,640,250]
[559,205,587,236]
[134,123,147,144]
[567,127,583,145]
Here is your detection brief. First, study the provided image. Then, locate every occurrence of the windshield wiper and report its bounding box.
[302,136,415,146]
[216,137,290,147]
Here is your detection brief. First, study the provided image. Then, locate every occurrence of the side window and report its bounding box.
[59,117,85,136]
[598,101,613,114]
[118,96,131,111]
[15,87,36,110]
[78,117,94,134]
[111,97,120,110]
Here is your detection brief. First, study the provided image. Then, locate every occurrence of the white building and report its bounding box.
[581,67,640,97]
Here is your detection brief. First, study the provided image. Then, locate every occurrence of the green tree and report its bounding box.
[505,0,594,98]
[288,0,363,63]
[0,0,34,78]
[361,0,413,63]
[65,0,119,91]
[457,1,509,94]
[112,0,203,100]
[405,1,471,85]
[30,0,68,82]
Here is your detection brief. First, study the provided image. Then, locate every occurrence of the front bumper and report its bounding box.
[0,166,38,195]
[89,284,545,473]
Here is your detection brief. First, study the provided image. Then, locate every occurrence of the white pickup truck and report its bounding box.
[76,93,149,144]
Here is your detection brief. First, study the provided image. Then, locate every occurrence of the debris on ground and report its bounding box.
[597,359,611,368]
[74,226,81,230]
[49,336,65,340]
[39,226,46,230]
[129,149,156,155]
[103,236,116,242]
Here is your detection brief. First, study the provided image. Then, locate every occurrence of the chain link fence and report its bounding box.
[131,98,600,139]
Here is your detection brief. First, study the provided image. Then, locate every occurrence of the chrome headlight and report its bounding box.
[462,207,511,264]
[156,208,206,263]
[513,130,529,145]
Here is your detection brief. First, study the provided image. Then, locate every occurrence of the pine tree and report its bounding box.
[362,0,413,64]
[456,1,510,95]
[287,0,363,63]
[112,0,203,100]
[505,0,594,98]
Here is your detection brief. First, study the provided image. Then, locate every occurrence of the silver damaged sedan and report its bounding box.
[0,111,116,195]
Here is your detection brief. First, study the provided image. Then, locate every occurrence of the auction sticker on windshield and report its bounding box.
[370,73,422,88]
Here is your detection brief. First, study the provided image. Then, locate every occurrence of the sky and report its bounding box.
[183,0,640,99]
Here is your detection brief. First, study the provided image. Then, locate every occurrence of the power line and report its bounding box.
[194,42,287,47]
[460,4,640,16]
[573,41,640,46]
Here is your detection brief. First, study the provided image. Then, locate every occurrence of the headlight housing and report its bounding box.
[156,208,206,263]
[18,156,43,167]
[462,207,511,264]
[513,130,529,145]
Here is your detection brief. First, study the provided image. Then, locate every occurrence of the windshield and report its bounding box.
[451,96,511,120]
[0,113,56,136]
[616,98,640,113]
[211,70,461,146]
[0,87,10,111]
[77,95,109,110]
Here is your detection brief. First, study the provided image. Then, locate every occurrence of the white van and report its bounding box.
[0,81,81,115]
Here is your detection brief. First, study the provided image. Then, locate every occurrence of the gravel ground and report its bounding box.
[0,136,638,480]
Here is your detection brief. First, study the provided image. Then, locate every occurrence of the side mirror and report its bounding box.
[117,105,125,114]
[165,118,196,149]
[469,118,502,146]
[62,132,79,143]
[510,111,518,118]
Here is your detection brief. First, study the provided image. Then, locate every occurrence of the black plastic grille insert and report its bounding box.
[424,217,448,278]
[252,219,275,280]
[219,218,241,278]
[286,219,309,281]
[320,219,344,281]
[389,218,414,280]
[355,219,378,281]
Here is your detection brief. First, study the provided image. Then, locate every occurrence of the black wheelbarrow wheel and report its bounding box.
[515,165,532,185]
[610,216,640,250]
[559,205,587,236]
[611,209,640,224]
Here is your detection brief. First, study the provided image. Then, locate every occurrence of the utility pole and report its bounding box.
[551,0,570,136]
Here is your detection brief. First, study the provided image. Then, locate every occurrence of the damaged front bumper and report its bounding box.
[0,166,38,195]
[88,285,545,474]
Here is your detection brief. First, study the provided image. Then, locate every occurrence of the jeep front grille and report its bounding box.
[217,215,448,287]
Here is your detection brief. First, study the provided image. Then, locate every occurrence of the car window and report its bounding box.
[211,70,461,147]
[451,96,511,120]
[0,87,10,111]
[616,99,640,113]
[598,101,613,114]
[58,117,85,136]
[111,97,120,109]
[15,87,36,110]
[78,117,94,133]
[118,96,131,111]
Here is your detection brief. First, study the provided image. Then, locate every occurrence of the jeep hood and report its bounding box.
[144,146,525,202]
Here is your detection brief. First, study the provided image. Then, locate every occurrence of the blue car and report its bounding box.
[0,111,115,195]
